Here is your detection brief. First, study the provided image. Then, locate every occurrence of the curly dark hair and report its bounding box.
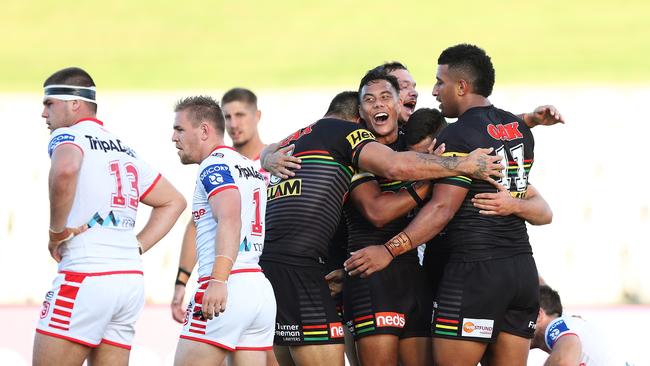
[438,44,495,97]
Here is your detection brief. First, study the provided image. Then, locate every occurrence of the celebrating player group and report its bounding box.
[35,43,574,366]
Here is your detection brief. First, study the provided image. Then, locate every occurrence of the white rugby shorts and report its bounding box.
[180,269,276,351]
[36,271,145,350]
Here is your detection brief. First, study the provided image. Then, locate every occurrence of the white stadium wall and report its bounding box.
[0,85,648,307]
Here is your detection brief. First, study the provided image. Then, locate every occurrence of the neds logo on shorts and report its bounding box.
[461,318,494,338]
[346,129,375,149]
[375,312,405,328]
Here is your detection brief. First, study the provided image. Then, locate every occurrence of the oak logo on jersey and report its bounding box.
[267,179,302,201]
[486,122,523,141]
[346,129,375,149]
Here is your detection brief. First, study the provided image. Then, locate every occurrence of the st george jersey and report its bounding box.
[193,146,267,277]
[261,118,375,265]
[47,118,161,272]
[436,105,534,261]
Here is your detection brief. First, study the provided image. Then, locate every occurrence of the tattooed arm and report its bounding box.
[357,141,503,182]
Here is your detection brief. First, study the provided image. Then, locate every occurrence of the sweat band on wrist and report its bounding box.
[212,255,234,282]
[383,231,413,258]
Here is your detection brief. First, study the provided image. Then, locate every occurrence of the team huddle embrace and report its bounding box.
[35,43,578,366]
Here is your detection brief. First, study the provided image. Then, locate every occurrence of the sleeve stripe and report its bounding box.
[140,173,162,201]
[51,142,84,157]
[207,185,239,198]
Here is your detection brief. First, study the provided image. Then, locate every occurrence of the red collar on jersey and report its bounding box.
[211,145,237,154]
[73,118,104,126]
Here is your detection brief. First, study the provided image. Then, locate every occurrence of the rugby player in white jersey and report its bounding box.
[33,67,186,366]
[172,96,275,366]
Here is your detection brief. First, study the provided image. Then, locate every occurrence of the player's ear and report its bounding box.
[255,109,261,122]
[200,120,210,140]
[457,79,469,96]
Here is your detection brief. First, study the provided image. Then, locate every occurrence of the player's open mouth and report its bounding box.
[374,112,389,122]
[403,100,416,113]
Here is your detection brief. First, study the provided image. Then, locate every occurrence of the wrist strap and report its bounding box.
[176,267,192,287]
[212,255,234,282]
[49,228,73,243]
[406,183,425,207]
[383,231,413,258]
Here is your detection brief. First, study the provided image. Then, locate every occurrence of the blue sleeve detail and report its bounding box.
[199,164,235,193]
[546,319,571,349]
[48,133,76,157]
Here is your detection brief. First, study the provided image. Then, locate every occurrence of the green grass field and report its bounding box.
[1,0,648,90]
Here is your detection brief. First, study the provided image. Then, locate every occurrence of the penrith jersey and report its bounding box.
[435,105,534,262]
[261,118,375,266]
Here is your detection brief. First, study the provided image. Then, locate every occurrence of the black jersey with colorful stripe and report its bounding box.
[435,105,534,262]
[343,133,419,264]
[261,118,375,266]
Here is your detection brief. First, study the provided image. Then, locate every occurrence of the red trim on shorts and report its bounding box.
[211,145,237,153]
[191,323,207,329]
[53,308,72,318]
[59,284,80,300]
[354,314,374,322]
[140,173,162,201]
[208,185,238,198]
[50,317,70,325]
[189,329,206,335]
[74,118,104,126]
[52,142,84,157]
[198,268,262,282]
[49,324,70,331]
[59,270,144,277]
[235,346,273,351]
[101,338,132,350]
[55,299,74,309]
[180,335,235,351]
[436,317,459,324]
[303,324,327,329]
[230,268,262,274]
[36,329,98,348]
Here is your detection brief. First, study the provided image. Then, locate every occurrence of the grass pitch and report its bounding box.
[1,0,648,90]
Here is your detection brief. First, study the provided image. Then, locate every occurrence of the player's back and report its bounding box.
[262,118,375,266]
[193,146,267,277]
[436,105,534,261]
[48,118,161,272]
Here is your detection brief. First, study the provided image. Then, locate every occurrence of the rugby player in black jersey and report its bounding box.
[345,44,554,366]
[259,76,504,366]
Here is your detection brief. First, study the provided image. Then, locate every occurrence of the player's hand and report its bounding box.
[47,224,88,262]
[171,284,186,323]
[263,144,301,180]
[526,105,565,128]
[460,147,504,184]
[472,182,519,216]
[324,269,344,297]
[426,138,446,156]
[201,280,228,320]
[344,245,393,278]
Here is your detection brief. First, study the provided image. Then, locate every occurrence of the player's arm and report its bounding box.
[201,188,241,320]
[171,218,197,323]
[345,183,466,277]
[137,176,187,253]
[47,144,87,262]
[544,334,582,366]
[260,143,302,179]
[472,184,552,225]
[357,141,503,182]
[351,180,431,228]
[520,105,564,128]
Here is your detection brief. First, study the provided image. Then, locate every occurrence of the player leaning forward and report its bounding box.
[34,67,186,366]
[172,96,276,366]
